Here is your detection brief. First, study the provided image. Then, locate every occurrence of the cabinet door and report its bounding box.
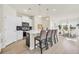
[16,17,23,40]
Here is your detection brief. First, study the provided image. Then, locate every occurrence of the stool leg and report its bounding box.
[50,38,53,47]
[34,39,36,49]
[45,39,48,50]
[46,42,48,50]
[39,41,42,54]
[56,34,58,42]
[54,34,56,44]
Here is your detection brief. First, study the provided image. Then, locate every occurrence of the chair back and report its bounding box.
[40,30,47,40]
[52,29,58,38]
[47,30,53,39]
[54,30,57,35]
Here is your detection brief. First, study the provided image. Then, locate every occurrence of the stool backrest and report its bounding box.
[47,30,53,39]
[51,29,57,38]
[54,30,57,35]
[40,30,47,40]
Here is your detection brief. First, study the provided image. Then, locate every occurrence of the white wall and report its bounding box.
[41,17,50,29]
[2,5,17,48]
[49,16,53,29]
[34,16,50,31]
[34,16,42,31]
[0,5,2,34]
[0,5,3,48]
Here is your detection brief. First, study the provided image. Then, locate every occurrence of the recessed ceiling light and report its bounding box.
[53,9,56,11]
[24,9,27,12]
[38,15,42,17]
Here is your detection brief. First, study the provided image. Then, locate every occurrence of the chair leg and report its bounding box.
[34,39,36,49]
[56,35,58,42]
[54,35,56,44]
[46,42,48,50]
[55,34,58,43]
[45,39,48,50]
[50,38,53,47]
[39,41,42,54]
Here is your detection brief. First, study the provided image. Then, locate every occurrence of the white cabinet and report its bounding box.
[17,31,23,40]
[16,17,23,40]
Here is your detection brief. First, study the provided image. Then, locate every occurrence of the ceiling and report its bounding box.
[9,4,79,16]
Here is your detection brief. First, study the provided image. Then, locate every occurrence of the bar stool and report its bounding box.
[34,30,48,54]
[46,30,53,47]
[53,30,58,44]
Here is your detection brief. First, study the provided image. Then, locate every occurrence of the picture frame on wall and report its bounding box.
[38,24,43,30]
